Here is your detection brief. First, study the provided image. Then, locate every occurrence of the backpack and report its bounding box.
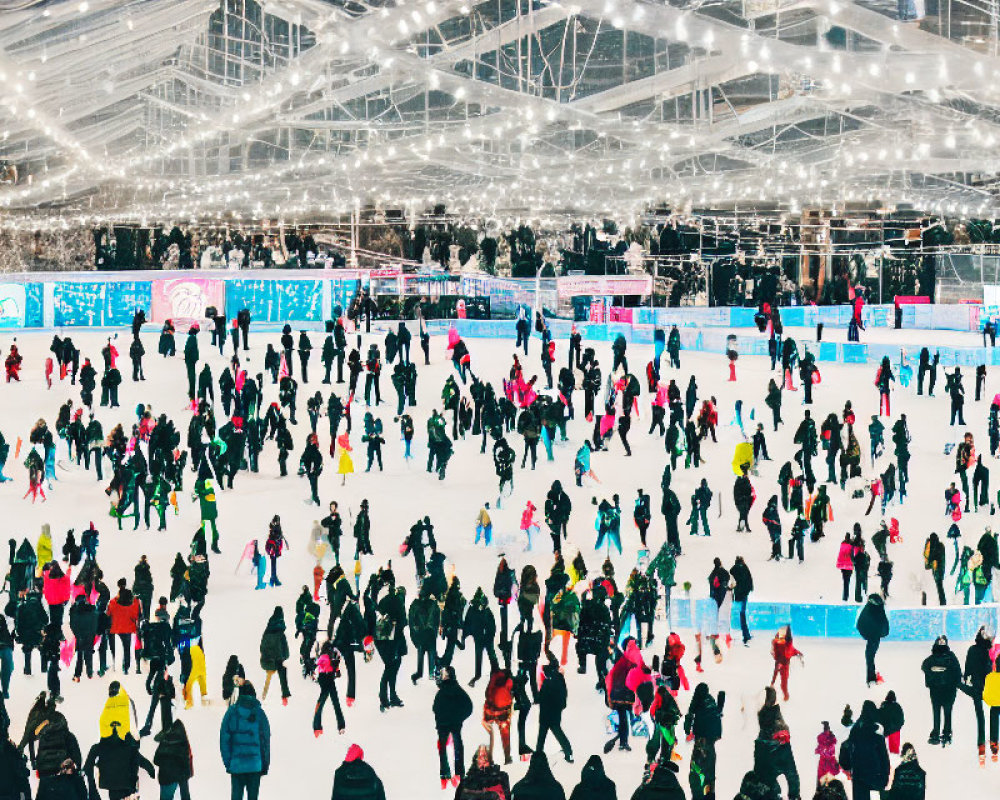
[35,723,73,776]
[410,600,436,634]
[374,613,396,642]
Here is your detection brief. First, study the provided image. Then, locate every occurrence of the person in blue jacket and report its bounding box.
[220,680,271,800]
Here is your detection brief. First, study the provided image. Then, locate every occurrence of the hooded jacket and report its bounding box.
[259,609,289,671]
[606,640,644,708]
[511,752,565,800]
[568,755,616,800]
[920,637,962,698]
[331,745,386,800]
[153,720,193,785]
[856,594,889,642]
[843,701,889,789]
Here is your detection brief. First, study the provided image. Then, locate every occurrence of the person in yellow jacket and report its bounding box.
[983,657,1000,760]
[99,681,137,738]
[184,641,208,708]
[36,523,53,576]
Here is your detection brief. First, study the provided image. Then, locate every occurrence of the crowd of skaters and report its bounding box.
[1,297,999,800]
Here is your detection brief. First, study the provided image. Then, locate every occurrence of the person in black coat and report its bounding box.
[511,751,565,800]
[962,626,993,759]
[432,666,473,785]
[856,594,889,686]
[83,731,155,800]
[535,658,573,763]
[15,590,47,675]
[884,742,925,800]
[629,757,685,800]
[568,754,615,800]
[153,719,192,800]
[69,596,98,681]
[462,588,498,687]
[731,556,754,645]
[298,331,312,384]
[331,744,386,800]
[840,700,889,798]
[920,634,962,745]
[0,729,31,800]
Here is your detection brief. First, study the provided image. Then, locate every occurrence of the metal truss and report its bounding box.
[3,0,1000,220]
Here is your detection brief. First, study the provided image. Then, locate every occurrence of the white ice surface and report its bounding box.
[0,325,995,799]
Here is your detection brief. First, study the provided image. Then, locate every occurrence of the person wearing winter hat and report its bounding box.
[432,665,474,788]
[878,692,905,756]
[331,744,386,800]
[883,743,926,800]
[920,634,961,746]
[220,681,270,800]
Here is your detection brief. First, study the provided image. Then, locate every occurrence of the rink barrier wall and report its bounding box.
[668,598,1000,641]
[0,270,361,329]
[0,270,983,331]
[0,272,990,368]
[425,319,1000,367]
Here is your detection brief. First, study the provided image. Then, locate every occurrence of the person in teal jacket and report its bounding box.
[220,681,271,800]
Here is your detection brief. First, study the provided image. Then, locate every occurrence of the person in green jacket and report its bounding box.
[648,540,677,618]
[193,478,220,554]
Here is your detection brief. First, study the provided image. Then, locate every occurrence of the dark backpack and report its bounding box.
[35,723,73,776]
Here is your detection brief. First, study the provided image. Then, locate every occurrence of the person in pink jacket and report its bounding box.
[837,533,855,602]
[649,382,668,436]
[815,721,840,784]
[520,501,539,552]
[604,638,646,753]
[42,561,72,627]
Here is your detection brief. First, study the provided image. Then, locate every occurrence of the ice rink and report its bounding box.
[1,322,996,798]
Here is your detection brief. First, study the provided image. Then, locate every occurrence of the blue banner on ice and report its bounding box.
[53,281,151,327]
[225,279,324,323]
[668,597,999,641]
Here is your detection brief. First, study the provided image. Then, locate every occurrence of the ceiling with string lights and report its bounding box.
[3,0,1000,222]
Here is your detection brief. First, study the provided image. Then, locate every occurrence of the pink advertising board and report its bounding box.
[151,278,225,324]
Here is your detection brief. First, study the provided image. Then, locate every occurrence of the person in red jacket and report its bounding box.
[482,668,514,765]
[42,561,72,627]
[604,638,645,753]
[106,578,141,674]
[770,625,804,702]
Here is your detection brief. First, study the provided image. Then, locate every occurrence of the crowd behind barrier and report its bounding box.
[0,271,994,369]
[670,598,1000,642]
